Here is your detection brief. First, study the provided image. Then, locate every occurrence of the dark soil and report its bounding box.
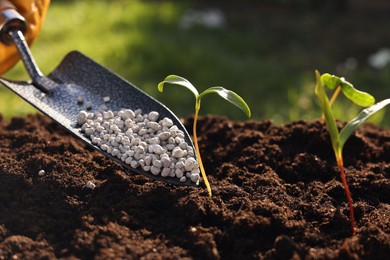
[0,114,389,259]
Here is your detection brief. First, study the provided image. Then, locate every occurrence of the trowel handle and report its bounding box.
[0,0,26,44]
[0,0,54,93]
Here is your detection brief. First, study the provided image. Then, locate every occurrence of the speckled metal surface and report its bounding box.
[0,51,198,186]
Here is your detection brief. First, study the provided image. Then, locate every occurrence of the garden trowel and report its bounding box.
[0,2,197,186]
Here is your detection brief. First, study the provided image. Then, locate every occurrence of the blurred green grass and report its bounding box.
[1,0,389,126]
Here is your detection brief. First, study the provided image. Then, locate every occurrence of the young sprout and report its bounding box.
[158,75,251,197]
[315,70,390,235]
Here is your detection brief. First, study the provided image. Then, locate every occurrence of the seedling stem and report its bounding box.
[335,153,356,234]
[329,85,341,107]
[192,101,212,196]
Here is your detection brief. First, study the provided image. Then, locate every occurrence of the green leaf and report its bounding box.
[199,87,251,118]
[321,74,375,107]
[321,73,342,90]
[339,98,390,149]
[158,75,199,98]
[339,82,375,107]
[315,71,340,153]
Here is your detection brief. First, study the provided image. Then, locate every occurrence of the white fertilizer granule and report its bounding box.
[85,181,96,189]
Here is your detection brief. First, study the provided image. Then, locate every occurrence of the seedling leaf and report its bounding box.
[339,82,375,107]
[339,98,390,148]
[315,70,340,153]
[199,87,251,118]
[321,73,375,107]
[158,75,199,98]
[321,73,342,90]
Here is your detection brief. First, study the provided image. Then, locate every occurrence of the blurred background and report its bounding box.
[1,0,389,126]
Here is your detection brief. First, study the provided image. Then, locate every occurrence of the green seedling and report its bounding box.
[158,75,251,197]
[315,70,390,235]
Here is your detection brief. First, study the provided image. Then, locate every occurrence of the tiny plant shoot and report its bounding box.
[158,75,251,197]
[315,70,390,235]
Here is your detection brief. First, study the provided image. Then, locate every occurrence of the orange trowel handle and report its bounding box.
[0,0,50,74]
